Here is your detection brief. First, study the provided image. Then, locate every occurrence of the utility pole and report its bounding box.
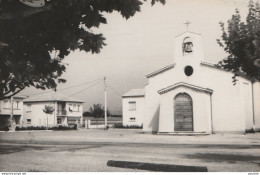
[10,96,14,129]
[104,77,107,129]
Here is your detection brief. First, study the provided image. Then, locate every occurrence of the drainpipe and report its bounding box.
[54,101,57,125]
[251,82,256,131]
[210,94,214,134]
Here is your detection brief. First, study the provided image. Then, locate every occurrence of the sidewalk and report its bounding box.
[1,129,259,146]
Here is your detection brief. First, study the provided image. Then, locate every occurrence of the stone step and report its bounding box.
[157,132,210,136]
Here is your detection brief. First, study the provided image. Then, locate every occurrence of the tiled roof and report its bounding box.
[122,88,145,98]
[146,64,175,78]
[24,92,84,103]
[158,82,213,95]
[200,61,223,70]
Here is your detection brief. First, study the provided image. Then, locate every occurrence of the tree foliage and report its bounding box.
[89,103,110,118]
[0,0,165,100]
[217,0,260,82]
[43,105,54,114]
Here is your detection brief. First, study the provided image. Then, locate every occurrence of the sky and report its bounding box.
[20,0,251,114]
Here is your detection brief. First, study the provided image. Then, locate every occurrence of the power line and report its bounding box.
[23,78,103,97]
[57,78,102,91]
[107,84,122,98]
[61,80,102,101]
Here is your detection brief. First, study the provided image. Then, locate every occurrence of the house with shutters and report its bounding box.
[123,31,260,134]
[23,92,84,127]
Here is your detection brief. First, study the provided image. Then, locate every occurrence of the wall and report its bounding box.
[23,102,56,127]
[253,82,260,130]
[122,97,144,126]
[0,98,24,116]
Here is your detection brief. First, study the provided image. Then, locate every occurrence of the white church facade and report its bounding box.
[123,31,260,134]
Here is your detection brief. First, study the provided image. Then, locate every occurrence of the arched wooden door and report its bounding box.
[174,93,193,131]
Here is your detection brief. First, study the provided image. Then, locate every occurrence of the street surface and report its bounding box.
[0,129,259,172]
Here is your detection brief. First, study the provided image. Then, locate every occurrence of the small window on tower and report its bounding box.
[184,66,194,76]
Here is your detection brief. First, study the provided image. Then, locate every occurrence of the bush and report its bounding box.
[15,125,77,131]
[16,126,46,131]
[113,123,143,129]
[0,125,9,131]
[245,128,255,133]
[50,125,76,130]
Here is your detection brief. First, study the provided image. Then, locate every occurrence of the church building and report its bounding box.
[123,31,260,134]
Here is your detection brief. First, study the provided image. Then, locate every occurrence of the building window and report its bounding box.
[57,118,62,124]
[14,101,19,109]
[26,104,31,112]
[77,105,80,111]
[69,104,73,111]
[184,66,193,76]
[3,100,10,108]
[130,117,136,121]
[129,101,136,111]
[27,119,31,124]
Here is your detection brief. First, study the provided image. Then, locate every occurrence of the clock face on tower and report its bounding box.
[183,37,193,53]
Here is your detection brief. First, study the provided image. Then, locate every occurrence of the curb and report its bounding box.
[107,160,208,172]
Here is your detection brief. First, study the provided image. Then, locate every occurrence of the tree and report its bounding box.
[43,105,54,129]
[83,111,92,117]
[89,103,111,117]
[217,0,260,83]
[0,0,165,100]
[89,103,110,125]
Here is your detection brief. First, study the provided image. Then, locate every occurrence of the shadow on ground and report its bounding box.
[184,153,260,165]
[0,145,47,154]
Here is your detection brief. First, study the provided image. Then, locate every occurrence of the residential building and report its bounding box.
[0,96,26,126]
[23,92,84,127]
[122,89,144,127]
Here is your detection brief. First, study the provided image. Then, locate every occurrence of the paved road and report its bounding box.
[0,129,259,172]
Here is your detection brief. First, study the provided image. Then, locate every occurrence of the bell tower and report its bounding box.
[173,31,205,72]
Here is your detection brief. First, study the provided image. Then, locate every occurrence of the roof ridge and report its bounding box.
[146,64,175,78]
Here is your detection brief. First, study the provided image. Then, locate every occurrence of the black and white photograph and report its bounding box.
[0,0,260,173]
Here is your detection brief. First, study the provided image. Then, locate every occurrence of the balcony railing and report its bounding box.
[57,110,67,116]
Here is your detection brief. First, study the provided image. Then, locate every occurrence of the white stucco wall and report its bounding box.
[0,98,24,116]
[253,82,260,130]
[23,102,56,126]
[122,97,144,126]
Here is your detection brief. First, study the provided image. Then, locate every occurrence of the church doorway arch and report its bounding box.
[174,93,193,131]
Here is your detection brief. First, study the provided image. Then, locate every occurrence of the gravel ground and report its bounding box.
[0,129,259,172]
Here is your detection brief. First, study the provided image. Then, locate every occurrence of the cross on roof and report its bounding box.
[184,20,191,31]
